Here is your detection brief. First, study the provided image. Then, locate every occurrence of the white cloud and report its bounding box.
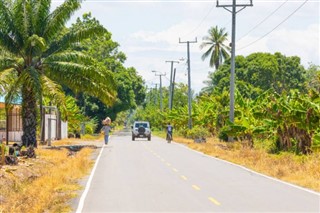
[131,20,201,45]
[237,23,319,66]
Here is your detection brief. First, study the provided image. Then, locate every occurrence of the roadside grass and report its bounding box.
[154,131,320,192]
[51,134,103,146]
[0,147,94,213]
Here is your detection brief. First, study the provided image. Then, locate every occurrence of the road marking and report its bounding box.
[76,146,104,213]
[192,185,200,190]
[161,158,165,162]
[172,168,178,172]
[208,197,221,206]
[166,163,171,166]
[180,175,187,180]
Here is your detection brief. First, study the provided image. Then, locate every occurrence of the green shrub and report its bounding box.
[218,126,230,142]
[186,126,210,139]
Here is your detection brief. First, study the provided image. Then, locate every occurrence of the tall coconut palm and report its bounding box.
[0,0,117,147]
[200,26,230,70]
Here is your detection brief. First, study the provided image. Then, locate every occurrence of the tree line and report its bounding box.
[134,26,320,155]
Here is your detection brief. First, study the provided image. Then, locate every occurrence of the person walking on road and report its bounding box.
[101,117,112,145]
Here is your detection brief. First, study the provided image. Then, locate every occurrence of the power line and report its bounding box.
[237,0,309,51]
[236,0,288,42]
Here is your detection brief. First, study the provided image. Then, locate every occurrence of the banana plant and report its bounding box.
[221,90,268,147]
[258,90,320,154]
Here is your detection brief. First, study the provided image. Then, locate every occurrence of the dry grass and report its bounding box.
[173,135,320,192]
[0,147,94,213]
[52,134,103,146]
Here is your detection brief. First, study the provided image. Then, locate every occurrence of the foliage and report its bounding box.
[133,105,165,131]
[67,13,146,132]
[220,90,320,154]
[201,52,306,96]
[200,26,230,70]
[304,63,320,93]
[0,0,117,146]
[84,118,98,134]
[140,50,319,155]
[186,125,210,139]
[63,96,85,134]
[260,90,320,154]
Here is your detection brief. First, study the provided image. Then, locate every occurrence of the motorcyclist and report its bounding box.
[166,122,173,143]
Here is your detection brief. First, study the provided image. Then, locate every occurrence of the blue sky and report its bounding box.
[53,0,319,93]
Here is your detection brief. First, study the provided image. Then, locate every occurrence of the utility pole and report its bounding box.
[165,60,179,110]
[217,0,252,141]
[154,83,158,105]
[179,38,197,129]
[171,68,177,109]
[152,71,165,111]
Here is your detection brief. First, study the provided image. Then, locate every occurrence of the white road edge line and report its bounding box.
[75,143,105,213]
[171,140,320,196]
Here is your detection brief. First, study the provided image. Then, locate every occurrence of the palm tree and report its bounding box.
[200,26,230,70]
[0,0,117,147]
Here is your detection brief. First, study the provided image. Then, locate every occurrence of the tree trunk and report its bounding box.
[21,84,37,147]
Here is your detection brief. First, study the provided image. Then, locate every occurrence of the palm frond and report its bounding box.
[0,55,18,70]
[44,24,106,56]
[200,41,213,49]
[43,0,82,42]
[0,68,17,94]
[201,46,213,61]
[44,51,93,64]
[33,0,51,35]
[0,0,16,34]
[10,0,27,46]
[43,61,117,105]
[5,71,27,109]
[0,31,20,55]
[221,48,230,60]
[41,75,66,106]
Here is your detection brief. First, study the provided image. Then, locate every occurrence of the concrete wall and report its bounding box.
[61,121,68,139]
[44,114,68,140]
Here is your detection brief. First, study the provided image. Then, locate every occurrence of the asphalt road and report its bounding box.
[76,130,320,213]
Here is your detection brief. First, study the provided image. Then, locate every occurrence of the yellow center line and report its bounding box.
[192,185,200,190]
[180,175,187,180]
[172,168,178,172]
[161,158,165,162]
[166,163,171,167]
[208,197,221,206]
